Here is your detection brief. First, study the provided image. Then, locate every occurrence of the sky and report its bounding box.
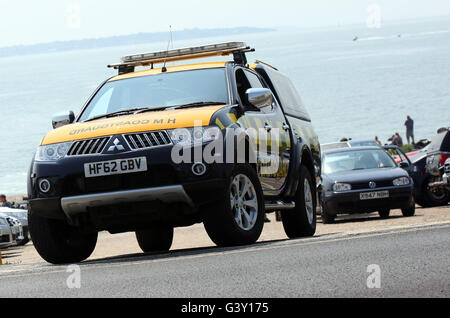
[0,0,449,47]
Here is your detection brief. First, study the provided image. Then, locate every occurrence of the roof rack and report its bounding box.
[254,60,279,71]
[108,42,255,75]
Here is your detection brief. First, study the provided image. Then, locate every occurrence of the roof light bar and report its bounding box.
[122,42,248,63]
[108,42,255,74]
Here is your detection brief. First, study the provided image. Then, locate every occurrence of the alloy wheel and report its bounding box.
[230,174,259,231]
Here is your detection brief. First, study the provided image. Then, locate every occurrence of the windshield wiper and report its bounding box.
[171,102,227,110]
[84,108,145,122]
[85,106,172,122]
[84,102,226,122]
[133,106,173,115]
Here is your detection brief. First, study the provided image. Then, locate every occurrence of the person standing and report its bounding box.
[405,116,415,145]
[0,194,11,208]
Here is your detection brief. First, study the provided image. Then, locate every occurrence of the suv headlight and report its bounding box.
[333,183,352,192]
[169,126,221,147]
[35,142,73,162]
[393,177,411,186]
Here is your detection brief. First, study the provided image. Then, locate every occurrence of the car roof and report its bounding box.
[323,146,383,155]
[108,61,229,82]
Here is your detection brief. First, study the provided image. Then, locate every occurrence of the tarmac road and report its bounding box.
[0,223,448,298]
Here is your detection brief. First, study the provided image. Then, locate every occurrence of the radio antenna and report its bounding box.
[162,25,173,73]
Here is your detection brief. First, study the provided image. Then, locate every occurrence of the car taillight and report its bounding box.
[440,154,450,167]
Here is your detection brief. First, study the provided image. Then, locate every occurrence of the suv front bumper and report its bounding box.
[29,143,231,221]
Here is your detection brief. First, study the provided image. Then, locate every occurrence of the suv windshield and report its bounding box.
[79,68,229,121]
[323,149,397,174]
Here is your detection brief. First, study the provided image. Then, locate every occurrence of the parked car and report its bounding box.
[0,215,14,249]
[0,207,30,246]
[442,158,450,191]
[28,42,322,264]
[408,130,450,207]
[0,213,23,246]
[320,147,415,223]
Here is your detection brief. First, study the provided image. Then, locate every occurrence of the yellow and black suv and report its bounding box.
[28,42,321,264]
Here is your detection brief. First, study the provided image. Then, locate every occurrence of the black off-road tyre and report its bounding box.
[379,209,391,219]
[202,164,265,247]
[28,209,98,265]
[281,166,317,238]
[136,225,174,253]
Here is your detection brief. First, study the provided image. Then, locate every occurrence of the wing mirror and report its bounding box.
[245,88,273,109]
[52,111,75,129]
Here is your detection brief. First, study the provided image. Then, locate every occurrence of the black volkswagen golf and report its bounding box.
[320,147,415,223]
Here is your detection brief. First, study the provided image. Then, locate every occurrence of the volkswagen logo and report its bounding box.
[369,182,377,189]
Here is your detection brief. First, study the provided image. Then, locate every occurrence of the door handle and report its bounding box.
[264,124,272,132]
[282,124,290,131]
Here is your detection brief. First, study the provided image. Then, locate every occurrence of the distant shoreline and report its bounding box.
[0,27,274,59]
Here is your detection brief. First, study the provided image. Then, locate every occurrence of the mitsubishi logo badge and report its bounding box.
[108,138,125,152]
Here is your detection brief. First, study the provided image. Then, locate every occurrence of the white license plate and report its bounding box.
[360,191,390,201]
[84,157,147,178]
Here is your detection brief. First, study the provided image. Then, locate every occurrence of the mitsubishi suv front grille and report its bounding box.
[67,137,110,156]
[124,131,171,150]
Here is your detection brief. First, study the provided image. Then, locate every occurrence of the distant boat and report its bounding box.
[353,36,359,42]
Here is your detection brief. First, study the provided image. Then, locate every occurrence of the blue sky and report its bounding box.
[0,0,449,46]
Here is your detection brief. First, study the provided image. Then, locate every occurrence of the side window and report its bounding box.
[236,68,273,112]
[257,66,311,120]
[235,69,251,105]
[243,70,264,89]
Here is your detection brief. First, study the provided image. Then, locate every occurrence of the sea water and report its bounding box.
[1,17,449,194]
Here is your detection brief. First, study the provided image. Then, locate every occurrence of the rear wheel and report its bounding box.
[202,164,264,247]
[282,166,317,237]
[28,209,98,265]
[136,225,174,253]
[378,209,391,219]
[423,182,448,207]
